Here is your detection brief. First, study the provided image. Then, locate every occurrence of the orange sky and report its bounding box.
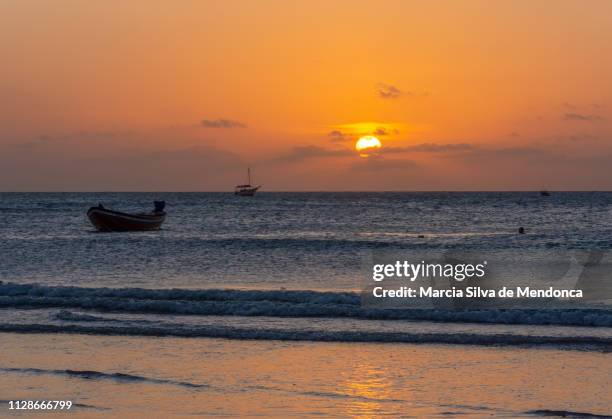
[1,0,611,191]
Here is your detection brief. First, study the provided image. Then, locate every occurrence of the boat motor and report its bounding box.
[154,201,166,213]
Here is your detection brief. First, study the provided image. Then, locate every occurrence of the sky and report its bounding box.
[1,0,612,191]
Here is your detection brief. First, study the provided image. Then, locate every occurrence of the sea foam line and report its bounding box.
[526,409,612,418]
[0,367,208,389]
[0,323,610,350]
[1,282,611,327]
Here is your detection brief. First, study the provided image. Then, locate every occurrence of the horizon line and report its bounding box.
[1,190,612,193]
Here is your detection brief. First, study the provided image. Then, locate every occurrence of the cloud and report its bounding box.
[328,125,399,142]
[273,145,353,163]
[0,125,249,191]
[562,113,603,122]
[384,142,474,154]
[384,144,561,166]
[376,84,429,99]
[556,133,598,142]
[444,146,556,165]
[201,118,247,128]
[472,146,545,156]
[563,102,606,111]
[10,131,129,149]
[328,130,353,142]
[0,138,244,191]
[373,127,399,136]
[407,142,473,152]
[351,156,418,171]
[377,83,402,99]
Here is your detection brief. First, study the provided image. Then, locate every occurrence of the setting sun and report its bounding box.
[355,136,382,157]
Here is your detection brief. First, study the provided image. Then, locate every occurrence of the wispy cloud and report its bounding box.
[201,118,247,128]
[0,137,244,191]
[562,112,603,122]
[556,133,598,142]
[373,127,399,136]
[328,130,352,142]
[351,156,418,171]
[377,83,402,99]
[273,145,353,163]
[563,102,606,111]
[446,146,554,164]
[11,131,128,149]
[384,143,474,154]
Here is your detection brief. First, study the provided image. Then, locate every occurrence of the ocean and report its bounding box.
[1,192,611,417]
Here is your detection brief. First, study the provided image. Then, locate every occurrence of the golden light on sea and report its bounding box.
[355,136,382,157]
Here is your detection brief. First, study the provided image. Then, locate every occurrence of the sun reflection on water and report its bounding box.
[338,362,396,417]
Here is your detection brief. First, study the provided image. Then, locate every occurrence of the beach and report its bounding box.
[2,333,611,418]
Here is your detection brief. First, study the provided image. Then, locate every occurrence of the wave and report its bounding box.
[1,322,611,350]
[0,282,610,327]
[52,309,156,324]
[0,367,208,389]
[248,385,406,403]
[0,282,358,303]
[54,309,109,322]
[526,409,612,418]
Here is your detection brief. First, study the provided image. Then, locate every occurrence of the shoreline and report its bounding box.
[1,327,610,352]
[2,333,610,418]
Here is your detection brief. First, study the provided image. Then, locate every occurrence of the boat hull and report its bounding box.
[234,186,260,196]
[87,207,166,232]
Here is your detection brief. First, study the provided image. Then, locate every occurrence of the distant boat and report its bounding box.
[87,201,166,232]
[540,190,551,197]
[234,168,260,196]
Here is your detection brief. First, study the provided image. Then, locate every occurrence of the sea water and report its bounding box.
[0,192,611,417]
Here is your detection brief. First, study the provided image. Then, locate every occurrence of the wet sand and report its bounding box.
[1,333,610,417]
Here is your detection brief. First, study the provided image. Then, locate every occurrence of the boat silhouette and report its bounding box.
[234,168,260,196]
[87,201,166,232]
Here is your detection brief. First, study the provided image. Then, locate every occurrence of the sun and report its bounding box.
[355,135,382,157]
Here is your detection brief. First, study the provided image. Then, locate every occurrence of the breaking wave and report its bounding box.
[1,282,610,327]
[1,321,611,351]
[526,409,612,418]
[0,367,208,389]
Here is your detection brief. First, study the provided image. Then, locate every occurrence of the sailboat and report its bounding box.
[234,167,260,196]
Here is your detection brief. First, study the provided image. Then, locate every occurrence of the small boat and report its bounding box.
[540,190,551,197]
[87,201,166,232]
[234,168,260,196]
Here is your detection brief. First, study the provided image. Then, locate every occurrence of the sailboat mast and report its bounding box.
[248,167,251,185]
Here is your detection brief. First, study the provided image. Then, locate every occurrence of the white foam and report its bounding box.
[1,282,610,327]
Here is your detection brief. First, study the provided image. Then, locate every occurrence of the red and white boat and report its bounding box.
[87,201,166,232]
